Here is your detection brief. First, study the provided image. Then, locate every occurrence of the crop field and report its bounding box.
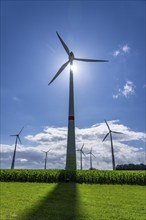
[0,169,145,185]
[0,181,146,220]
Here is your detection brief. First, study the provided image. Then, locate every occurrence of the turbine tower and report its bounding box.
[10,127,24,169]
[102,120,122,170]
[76,144,86,170]
[87,147,96,170]
[42,149,51,169]
[48,32,108,170]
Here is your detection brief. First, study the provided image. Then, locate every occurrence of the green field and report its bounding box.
[0,182,145,220]
[1,169,145,185]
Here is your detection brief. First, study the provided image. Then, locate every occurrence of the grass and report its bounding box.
[0,182,146,220]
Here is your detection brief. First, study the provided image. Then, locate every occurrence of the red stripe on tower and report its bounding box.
[69,116,74,121]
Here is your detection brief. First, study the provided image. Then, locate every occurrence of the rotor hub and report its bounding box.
[69,52,74,62]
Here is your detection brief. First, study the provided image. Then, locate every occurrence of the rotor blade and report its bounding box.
[19,126,24,135]
[81,144,84,150]
[81,151,86,157]
[56,32,70,55]
[86,152,90,155]
[74,58,109,62]
[10,134,17,137]
[105,120,111,131]
[91,153,96,158]
[112,131,123,134]
[42,149,51,153]
[18,136,22,145]
[102,132,110,142]
[48,60,70,85]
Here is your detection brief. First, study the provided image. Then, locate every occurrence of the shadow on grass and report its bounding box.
[18,182,80,220]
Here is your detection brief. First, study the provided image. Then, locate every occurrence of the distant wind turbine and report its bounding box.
[102,120,123,170]
[76,144,86,170]
[87,147,96,170]
[48,32,108,170]
[42,149,51,169]
[10,127,24,169]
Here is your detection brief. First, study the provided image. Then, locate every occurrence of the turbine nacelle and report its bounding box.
[69,52,74,62]
[10,126,24,145]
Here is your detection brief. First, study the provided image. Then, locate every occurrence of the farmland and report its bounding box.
[0,182,145,220]
[0,170,145,219]
[0,169,145,185]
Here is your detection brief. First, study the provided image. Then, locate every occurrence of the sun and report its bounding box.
[70,63,77,73]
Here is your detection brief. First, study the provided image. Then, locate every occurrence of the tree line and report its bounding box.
[116,163,146,170]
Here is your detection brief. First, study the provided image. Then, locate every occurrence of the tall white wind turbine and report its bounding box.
[42,149,51,169]
[87,147,96,170]
[76,144,86,170]
[48,32,108,170]
[10,127,24,169]
[102,120,123,170]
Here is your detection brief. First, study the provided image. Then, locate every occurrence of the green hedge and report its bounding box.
[0,169,145,185]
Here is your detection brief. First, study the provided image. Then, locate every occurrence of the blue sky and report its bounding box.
[1,0,145,169]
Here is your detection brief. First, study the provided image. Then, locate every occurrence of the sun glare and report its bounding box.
[70,63,77,73]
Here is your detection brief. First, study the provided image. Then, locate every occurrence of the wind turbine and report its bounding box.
[102,120,123,170]
[10,127,24,169]
[42,149,51,169]
[76,144,86,170]
[48,32,108,170]
[87,147,96,170]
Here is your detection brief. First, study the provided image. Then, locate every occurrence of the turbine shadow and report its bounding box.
[18,177,79,220]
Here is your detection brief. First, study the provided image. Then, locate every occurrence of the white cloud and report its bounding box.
[113,44,130,57]
[113,50,120,57]
[113,80,135,99]
[26,127,67,144]
[17,158,28,162]
[112,94,119,99]
[122,44,130,53]
[121,44,130,53]
[1,121,145,170]
[122,81,135,97]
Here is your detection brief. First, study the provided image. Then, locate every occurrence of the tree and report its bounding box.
[116,163,146,170]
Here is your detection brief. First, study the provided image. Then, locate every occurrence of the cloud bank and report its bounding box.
[1,121,145,170]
